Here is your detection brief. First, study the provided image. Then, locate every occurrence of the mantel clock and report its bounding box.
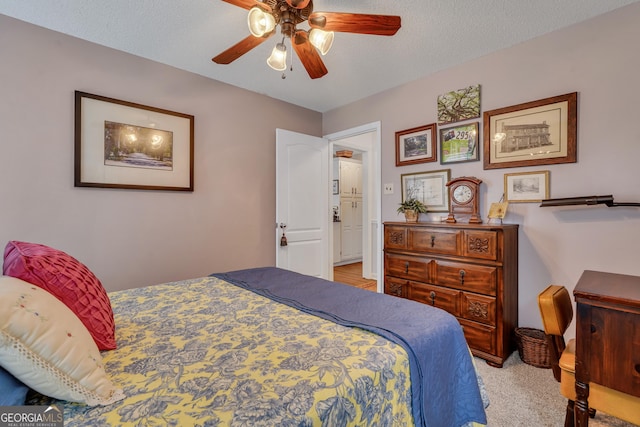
[446,176,482,224]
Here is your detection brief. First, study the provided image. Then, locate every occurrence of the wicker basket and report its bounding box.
[515,327,551,368]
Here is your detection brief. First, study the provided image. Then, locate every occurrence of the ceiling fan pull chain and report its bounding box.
[280,37,288,79]
[290,38,294,72]
[282,38,294,79]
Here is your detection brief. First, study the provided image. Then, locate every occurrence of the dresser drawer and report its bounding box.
[384,226,409,250]
[433,260,497,296]
[459,318,496,355]
[461,292,496,326]
[409,228,460,255]
[410,282,460,316]
[384,276,409,298]
[462,230,498,260]
[385,253,431,282]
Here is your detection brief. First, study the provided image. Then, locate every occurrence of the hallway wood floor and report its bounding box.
[333,262,377,292]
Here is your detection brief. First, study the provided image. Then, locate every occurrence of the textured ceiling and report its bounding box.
[1,0,638,112]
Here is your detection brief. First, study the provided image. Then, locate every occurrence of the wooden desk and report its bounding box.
[573,270,640,426]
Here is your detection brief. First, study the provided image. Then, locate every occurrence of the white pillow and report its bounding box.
[0,276,124,405]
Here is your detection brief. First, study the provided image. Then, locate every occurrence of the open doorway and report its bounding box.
[325,122,382,292]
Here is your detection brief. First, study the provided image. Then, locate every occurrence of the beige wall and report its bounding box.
[0,15,322,291]
[323,3,640,335]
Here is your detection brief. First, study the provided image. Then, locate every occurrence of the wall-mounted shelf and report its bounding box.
[540,195,640,207]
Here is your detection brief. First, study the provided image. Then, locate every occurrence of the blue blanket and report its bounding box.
[212,267,486,427]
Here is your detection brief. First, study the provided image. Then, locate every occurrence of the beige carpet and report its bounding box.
[475,351,636,427]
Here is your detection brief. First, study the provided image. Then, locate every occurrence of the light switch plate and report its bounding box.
[383,183,394,194]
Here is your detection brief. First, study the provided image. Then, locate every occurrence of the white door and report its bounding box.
[340,198,354,260]
[339,160,353,197]
[339,197,363,262]
[276,129,329,278]
[353,162,363,197]
[353,198,363,258]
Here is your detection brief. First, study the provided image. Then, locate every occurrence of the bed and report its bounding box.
[2,243,487,427]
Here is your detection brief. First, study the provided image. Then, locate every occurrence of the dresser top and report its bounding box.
[384,221,519,230]
[574,270,640,310]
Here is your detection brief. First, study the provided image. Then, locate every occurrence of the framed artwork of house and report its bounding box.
[483,92,577,169]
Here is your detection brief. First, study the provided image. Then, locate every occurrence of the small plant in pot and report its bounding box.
[397,198,428,222]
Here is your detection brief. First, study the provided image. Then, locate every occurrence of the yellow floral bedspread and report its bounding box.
[58,276,414,426]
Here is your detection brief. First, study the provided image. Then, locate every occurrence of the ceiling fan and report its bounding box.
[212,0,401,79]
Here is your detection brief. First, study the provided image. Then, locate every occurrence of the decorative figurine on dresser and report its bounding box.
[384,176,518,367]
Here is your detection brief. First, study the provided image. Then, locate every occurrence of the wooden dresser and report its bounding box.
[383,221,518,367]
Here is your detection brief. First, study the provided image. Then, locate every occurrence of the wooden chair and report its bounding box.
[538,285,640,427]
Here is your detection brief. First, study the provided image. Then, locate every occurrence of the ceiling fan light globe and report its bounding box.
[267,43,287,71]
[309,29,334,55]
[247,7,275,37]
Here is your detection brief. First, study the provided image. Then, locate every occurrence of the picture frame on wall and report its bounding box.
[504,170,550,203]
[75,91,194,191]
[395,123,437,166]
[437,84,481,125]
[400,169,451,212]
[483,92,577,170]
[439,122,480,164]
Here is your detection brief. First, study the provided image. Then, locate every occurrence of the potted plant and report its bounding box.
[397,197,428,222]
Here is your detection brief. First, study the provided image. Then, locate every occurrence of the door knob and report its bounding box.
[279,223,288,247]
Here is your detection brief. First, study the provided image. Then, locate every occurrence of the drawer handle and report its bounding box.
[459,270,466,285]
[431,235,435,247]
[404,262,409,274]
[635,364,640,375]
[429,291,436,306]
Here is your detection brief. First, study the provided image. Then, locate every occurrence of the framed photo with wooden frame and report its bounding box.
[439,122,480,164]
[400,169,451,212]
[75,91,194,191]
[395,123,437,166]
[483,92,577,170]
[504,170,550,203]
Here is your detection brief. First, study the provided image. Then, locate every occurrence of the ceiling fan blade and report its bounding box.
[292,31,328,79]
[221,0,262,11]
[309,12,401,36]
[212,34,271,64]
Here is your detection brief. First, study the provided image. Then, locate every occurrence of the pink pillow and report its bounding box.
[3,241,116,350]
